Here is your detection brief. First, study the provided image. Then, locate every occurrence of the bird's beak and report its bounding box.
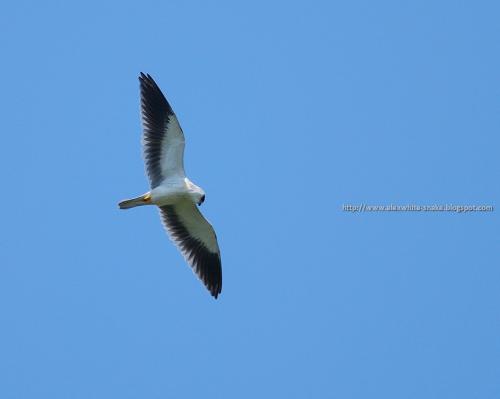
[142,193,152,203]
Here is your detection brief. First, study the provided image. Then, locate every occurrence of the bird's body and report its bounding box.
[119,177,203,209]
[119,73,222,298]
[152,176,204,206]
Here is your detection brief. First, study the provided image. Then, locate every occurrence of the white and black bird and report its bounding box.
[119,73,222,298]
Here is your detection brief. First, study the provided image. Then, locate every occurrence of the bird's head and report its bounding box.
[185,178,206,206]
[192,187,206,206]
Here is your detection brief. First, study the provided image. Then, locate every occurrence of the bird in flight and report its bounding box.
[119,73,222,298]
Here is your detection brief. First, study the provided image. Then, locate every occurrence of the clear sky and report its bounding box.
[1,1,499,398]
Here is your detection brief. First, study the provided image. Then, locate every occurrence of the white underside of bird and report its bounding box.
[120,177,204,211]
[118,73,222,298]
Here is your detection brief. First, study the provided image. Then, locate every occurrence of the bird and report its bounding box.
[118,73,222,298]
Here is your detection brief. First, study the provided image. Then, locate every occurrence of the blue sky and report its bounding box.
[1,1,499,398]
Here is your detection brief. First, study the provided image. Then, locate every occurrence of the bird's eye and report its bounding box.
[200,195,205,204]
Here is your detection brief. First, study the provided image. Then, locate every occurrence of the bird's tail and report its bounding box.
[118,193,152,209]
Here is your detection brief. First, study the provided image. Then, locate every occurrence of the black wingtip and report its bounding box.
[139,72,155,85]
[139,72,158,87]
[211,285,222,299]
[138,71,175,132]
[204,261,222,299]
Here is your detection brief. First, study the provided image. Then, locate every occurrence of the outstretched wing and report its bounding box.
[139,73,185,188]
[159,201,222,298]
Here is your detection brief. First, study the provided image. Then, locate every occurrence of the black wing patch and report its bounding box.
[159,205,222,298]
[139,72,175,188]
